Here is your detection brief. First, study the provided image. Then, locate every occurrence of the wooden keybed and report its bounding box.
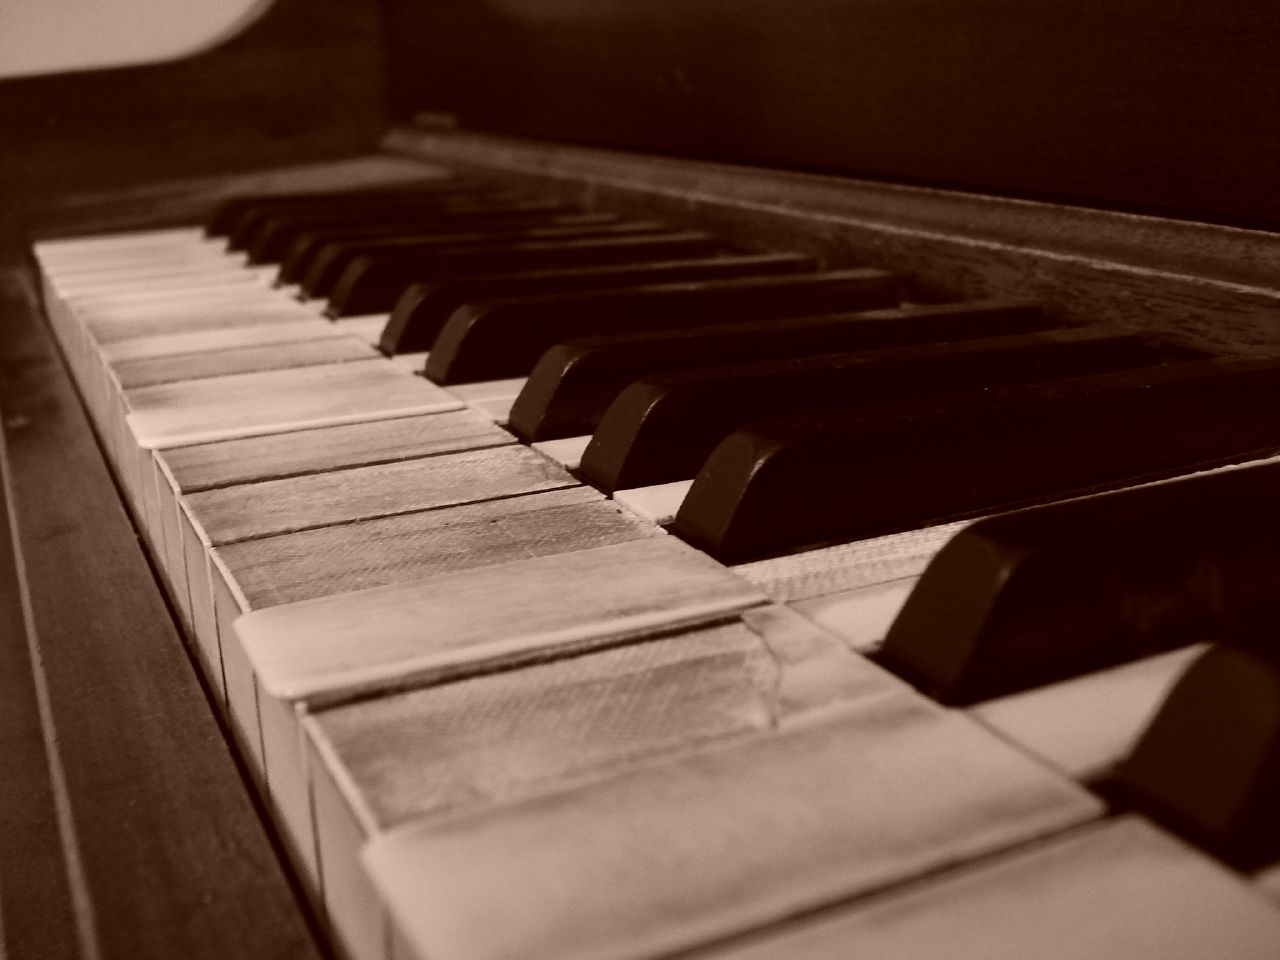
[14,131,1280,960]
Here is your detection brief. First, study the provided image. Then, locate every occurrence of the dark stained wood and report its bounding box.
[386,127,1280,358]
[0,413,80,959]
[383,0,1280,228]
[0,250,325,960]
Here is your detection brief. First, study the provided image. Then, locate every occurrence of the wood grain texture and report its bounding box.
[0,416,80,960]
[698,817,1280,960]
[238,535,762,703]
[387,128,1280,356]
[215,486,656,612]
[733,521,970,602]
[365,698,1100,960]
[312,604,893,829]
[302,606,892,960]
[112,334,375,388]
[162,409,512,493]
[126,357,461,448]
[97,317,342,363]
[189,444,578,545]
[0,254,322,959]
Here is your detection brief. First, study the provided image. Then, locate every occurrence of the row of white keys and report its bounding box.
[40,226,1280,960]
[38,231,677,903]
[296,602,867,959]
[689,815,1280,960]
[45,236,1054,960]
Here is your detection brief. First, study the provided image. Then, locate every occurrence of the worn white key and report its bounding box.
[190,444,577,545]
[365,697,1100,960]
[113,337,377,391]
[60,266,274,299]
[387,352,428,374]
[696,817,1280,960]
[71,281,290,314]
[734,521,970,602]
[971,645,1206,781]
[174,448,570,747]
[613,479,693,525]
[33,227,208,257]
[465,394,516,424]
[790,577,918,653]
[47,256,233,281]
[335,314,391,346]
[445,377,528,404]
[533,434,592,470]
[237,535,762,708]
[177,439,547,696]
[161,408,513,493]
[153,409,513,680]
[86,318,349,463]
[46,253,247,284]
[217,489,659,886]
[1253,864,1280,905]
[126,359,460,449]
[305,606,889,960]
[97,317,344,363]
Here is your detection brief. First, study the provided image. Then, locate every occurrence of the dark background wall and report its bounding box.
[0,0,388,217]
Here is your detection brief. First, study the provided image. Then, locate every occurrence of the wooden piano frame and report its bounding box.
[3,125,1279,958]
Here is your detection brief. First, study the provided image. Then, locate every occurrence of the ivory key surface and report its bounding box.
[186,444,578,545]
[693,817,1280,960]
[971,645,1207,781]
[304,606,897,960]
[365,696,1100,960]
[237,535,764,705]
[126,359,461,448]
[161,409,512,493]
[112,336,376,389]
[96,317,345,363]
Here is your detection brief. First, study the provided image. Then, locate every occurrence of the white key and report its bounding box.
[613,479,693,525]
[305,606,888,960]
[971,645,1207,781]
[533,434,592,470]
[365,698,1100,960]
[696,817,1280,960]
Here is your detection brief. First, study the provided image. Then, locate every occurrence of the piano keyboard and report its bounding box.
[32,173,1280,960]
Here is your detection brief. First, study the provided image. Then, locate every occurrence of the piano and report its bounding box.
[4,0,1280,958]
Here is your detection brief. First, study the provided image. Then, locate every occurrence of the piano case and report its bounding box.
[3,1,1280,958]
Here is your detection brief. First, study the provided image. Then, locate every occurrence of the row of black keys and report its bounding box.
[889,460,1280,873]
[209,181,1280,566]
[212,182,1280,876]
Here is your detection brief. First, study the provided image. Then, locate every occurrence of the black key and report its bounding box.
[274,201,578,280]
[325,224,713,317]
[1116,641,1280,870]
[300,215,633,302]
[235,191,527,260]
[878,460,1280,705]
[246,196,562,264]
[582,326,1178,492]
[514,301,1048,444]
[426,269,899,384]
[672,357,1280,563]
[211,181,491,243]
[379,253,818,355]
